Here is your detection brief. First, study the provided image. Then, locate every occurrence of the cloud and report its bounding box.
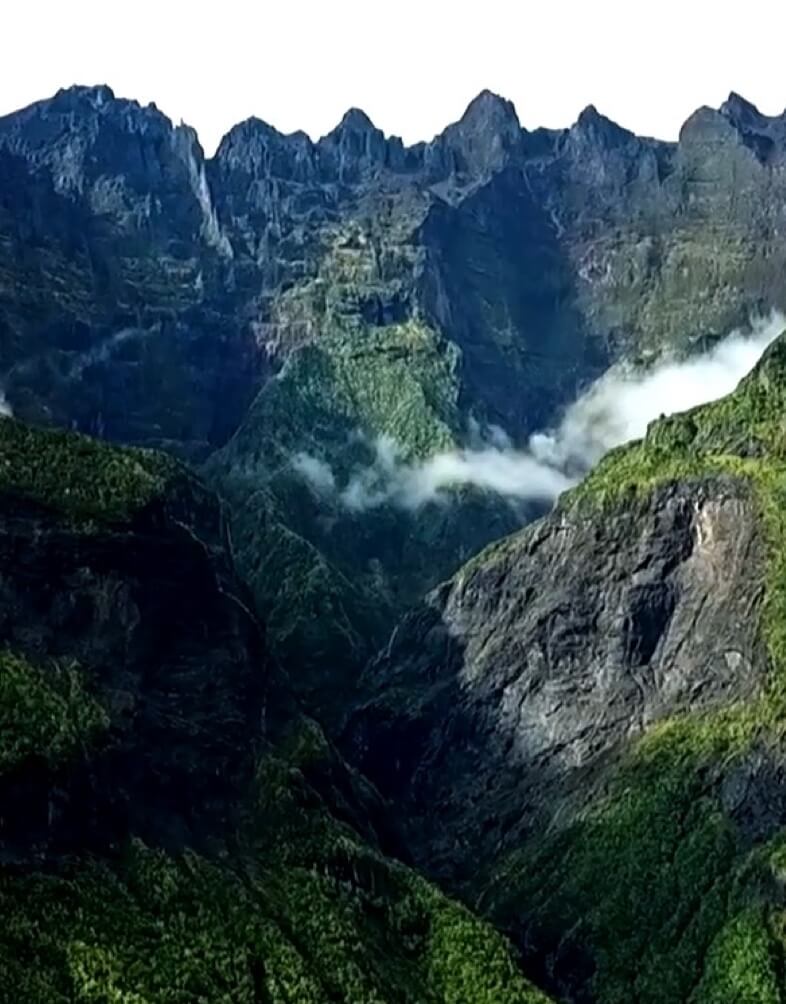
[530,310,785,475]
[291,452,336,493]
[339,438,572,511]
[292,311,786,512]
[69,327,155,377]
[0,391,11,417]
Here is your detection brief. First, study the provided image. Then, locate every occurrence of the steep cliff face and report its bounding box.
[0,415,551,1004]
[7,80,786,1000]
[348,334,786,1003]
[347,478,767,879]
[0,85,255,458]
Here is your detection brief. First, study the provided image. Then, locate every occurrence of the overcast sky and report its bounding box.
[4,0,786,154]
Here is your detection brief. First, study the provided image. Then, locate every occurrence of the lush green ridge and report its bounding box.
[10,83,786,1003]
[0,416,179,524]
[488,337,786,1003]
[2,740,551,1004]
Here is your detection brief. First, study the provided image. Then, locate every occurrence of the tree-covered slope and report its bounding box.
[348,332,786,1003]
[205,313,523,721]
[0,415,550,1003]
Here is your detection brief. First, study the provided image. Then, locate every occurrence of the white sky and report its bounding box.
[3,0,786,154]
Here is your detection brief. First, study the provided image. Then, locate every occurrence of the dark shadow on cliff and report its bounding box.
[418,164,607,440]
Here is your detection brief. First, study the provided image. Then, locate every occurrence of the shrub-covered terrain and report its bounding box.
[207,314,522,721]
[0,416,180,524]
[1,749,552,1004]
[340,332,786,1004]
[0,651,108,775]
[10,81,786,1002]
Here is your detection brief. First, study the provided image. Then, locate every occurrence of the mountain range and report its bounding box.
[3,83,786,1001]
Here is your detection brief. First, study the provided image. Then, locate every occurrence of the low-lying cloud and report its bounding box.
[531,311,785,475]
[293,311,786,511]
[337,436,573,511]
[292,452,336,494]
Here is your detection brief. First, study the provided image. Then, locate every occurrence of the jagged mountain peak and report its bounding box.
[721,90,764,123]
[6,74,786,1003]
[215,114,319,156]
[331,106,379,135]
[228,114,286,138]
[211,113,319,186]
[0,80,181,152]
[430,88,524,177]
[719,90,786,153]
[318,105,397,179]
[577,101,603,122]
[214,114,294,155]
[53,82,116,107]
[45,82,168,125]
[679,100,784,165]
[459,88,521,133]
[572,103,635,146]
[678,103,734,138]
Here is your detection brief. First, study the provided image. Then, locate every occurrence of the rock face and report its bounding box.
[348,337,786,1003]
[348,478,767,882]
[0,86,255,458]
[0,415,551,1004]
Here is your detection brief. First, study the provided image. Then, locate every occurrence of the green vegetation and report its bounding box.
[0,650,108,774]
[0,844,550,1003]
[582,230,759,359]
[489,335,786,1003]
[1,742,551,1003]
[248,745,551,1004]
[692,906,782,1004]
[0,416,180,524]
[213,482,389,714]
[250,210,461,468]
[568,334,786,509]
[231,317,462,470]
[207,313,519,720]
[491,715,786,1004]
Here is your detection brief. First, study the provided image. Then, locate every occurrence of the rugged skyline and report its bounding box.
[5,0,786,151]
